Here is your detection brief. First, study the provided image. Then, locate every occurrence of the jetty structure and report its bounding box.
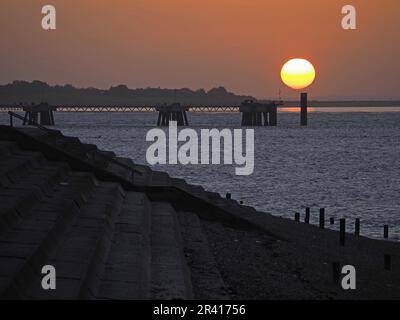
[22,103,56,126]
[0,121,399,299]
[2,100,281,127]
[240,100,278,126]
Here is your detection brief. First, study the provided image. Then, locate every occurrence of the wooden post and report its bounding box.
[295,212,300,222]
[300,92,308,126]
[226,193,231,200]
[332,262,341,284]
[355,218,360,236]
[330,217,335,225]
[304,208,310,224]
[384,254,392,271]
[340,219,346,246]
[319,208,325,229]
[384,225,389,239]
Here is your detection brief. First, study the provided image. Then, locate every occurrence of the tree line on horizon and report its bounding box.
[0,80,255,106]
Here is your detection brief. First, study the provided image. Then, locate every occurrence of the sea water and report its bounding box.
[2,107,399,240]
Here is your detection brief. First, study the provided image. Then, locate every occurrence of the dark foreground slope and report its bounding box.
[0,125,399,300]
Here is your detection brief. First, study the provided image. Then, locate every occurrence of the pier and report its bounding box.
[1,100,282,127]
[22,103,56,126]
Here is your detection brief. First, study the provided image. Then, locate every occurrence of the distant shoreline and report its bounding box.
[282,101,400,107]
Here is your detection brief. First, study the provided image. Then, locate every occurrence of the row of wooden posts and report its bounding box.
[225,195,393,243]
[295,207,393,273]
[225,193,394,273]
[294,207,391,241]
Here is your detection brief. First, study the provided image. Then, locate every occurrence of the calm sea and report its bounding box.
[2,107,400,240]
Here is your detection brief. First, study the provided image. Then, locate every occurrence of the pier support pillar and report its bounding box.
[240,100,279,127]
[23,103,56,126]
[156,103,189,126]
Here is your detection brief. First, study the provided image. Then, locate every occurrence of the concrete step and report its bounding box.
[0,163,71,232]
[204,191,222,200]
[184,184,208,200]
[17,128,63,138]
[170,178,189,191]
[105,157,152,186]
[149,171,171,187]
[106,162,131,180]
[115,158,151,177]
[0,141,20,156]
[20,181,125,299]
[0,152,48,186]
[0,172,102,298]
[150,202,193,299]
[5,163,70,196]
[177,211,229,299]
[98,150,116,158]
[97,192,152,299]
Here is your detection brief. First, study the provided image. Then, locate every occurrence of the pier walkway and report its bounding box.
[1,100,282,127]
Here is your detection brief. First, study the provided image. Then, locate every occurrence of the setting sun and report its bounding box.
[281,59,316,90]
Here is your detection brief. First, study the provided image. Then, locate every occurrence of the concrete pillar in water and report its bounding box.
[270,108,278,126]
[300,92,308,126]
[263,112,269,126]
[40,110,55,125]
[156,103,189,126]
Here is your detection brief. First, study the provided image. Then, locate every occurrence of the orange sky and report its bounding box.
[1,0,399,99]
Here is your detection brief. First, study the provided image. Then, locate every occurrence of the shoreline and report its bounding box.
[0,125,399,299]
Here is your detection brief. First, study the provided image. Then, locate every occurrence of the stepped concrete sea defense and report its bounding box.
[0,125,399,299]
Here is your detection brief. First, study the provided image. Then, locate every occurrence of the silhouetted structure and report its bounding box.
[23,103,55,126]
[156,103,189,126]
[240,100,278,126]
[301,93,308,126]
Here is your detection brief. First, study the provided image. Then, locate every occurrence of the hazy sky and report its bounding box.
[1,0,399,99]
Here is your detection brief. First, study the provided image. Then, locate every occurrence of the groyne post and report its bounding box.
[355,218,360,236]
[384,225,389,239]
[304,208,310,224]
[330,217,335,225]
[226,193,231,200]
[319,208,325,229]
[340,219,346,246]
[295,212,300,222]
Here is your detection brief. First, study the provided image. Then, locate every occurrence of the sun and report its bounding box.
[280,58,316,90]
